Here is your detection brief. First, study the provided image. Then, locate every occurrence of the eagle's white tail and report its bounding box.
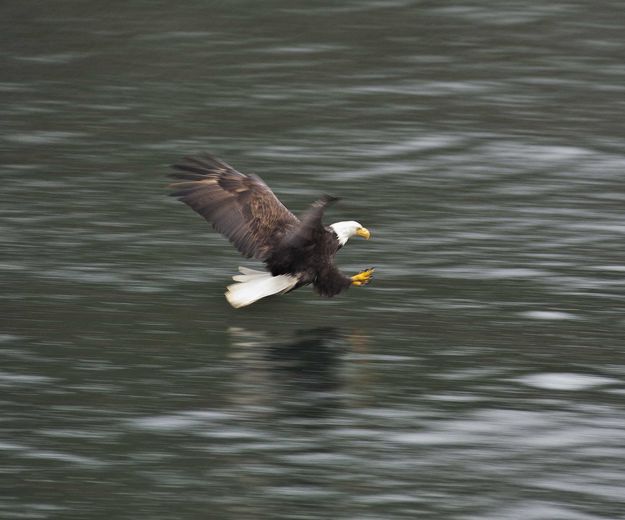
[225,267,299,308]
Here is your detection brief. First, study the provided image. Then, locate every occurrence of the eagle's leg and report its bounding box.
[351,268,375,286]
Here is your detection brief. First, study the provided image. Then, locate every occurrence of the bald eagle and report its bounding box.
[169,153,374,308]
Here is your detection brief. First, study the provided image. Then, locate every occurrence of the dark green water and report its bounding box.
[2,1,625,518]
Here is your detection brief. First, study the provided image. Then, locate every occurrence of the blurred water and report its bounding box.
[2,0,625,518]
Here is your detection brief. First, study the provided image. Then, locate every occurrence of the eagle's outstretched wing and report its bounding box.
[169,153,300,260]
[282,194,339,249]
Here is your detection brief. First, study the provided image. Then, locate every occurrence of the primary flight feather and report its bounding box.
[169,153,374,308]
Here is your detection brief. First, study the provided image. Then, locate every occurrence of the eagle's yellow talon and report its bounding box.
[351,267,375,286]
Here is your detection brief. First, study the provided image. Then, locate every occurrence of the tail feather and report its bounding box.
[232,266,268,282]
[238,266,266,276]
[225,268,299,308]
[232,273,265,282]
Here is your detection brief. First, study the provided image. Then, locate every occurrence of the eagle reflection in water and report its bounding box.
[227,327,368,417]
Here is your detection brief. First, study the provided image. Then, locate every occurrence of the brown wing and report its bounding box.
[282,194,339,249]
[169,153,300,260]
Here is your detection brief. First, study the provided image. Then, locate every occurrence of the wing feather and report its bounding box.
[169,153,300,260]
[282,194,339,249]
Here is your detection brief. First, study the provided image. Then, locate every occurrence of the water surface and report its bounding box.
[2,1,625,518]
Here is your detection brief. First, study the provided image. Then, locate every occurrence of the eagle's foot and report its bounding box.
[351,267,375,286]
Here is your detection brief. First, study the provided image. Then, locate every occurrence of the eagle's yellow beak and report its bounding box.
[356,227,370,240]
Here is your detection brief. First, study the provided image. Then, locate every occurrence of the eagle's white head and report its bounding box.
[329,221,371,246]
